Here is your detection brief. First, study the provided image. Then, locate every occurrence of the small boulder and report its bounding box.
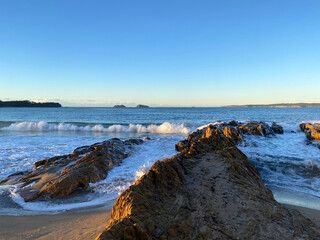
[271,122,284,134]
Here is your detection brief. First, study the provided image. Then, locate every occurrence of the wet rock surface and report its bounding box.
[300,122,320,141]
[96,125,319,240]
[0,138,143,202]
[271,122,284,134]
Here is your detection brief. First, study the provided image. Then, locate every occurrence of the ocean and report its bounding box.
[0,107,319,215]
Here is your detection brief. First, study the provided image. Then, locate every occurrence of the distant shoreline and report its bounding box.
[0,100,61,108]
[222,103,320,108]
[2,101,320,108]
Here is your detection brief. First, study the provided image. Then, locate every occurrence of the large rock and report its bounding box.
[216,121,283,137]
[0,138,143,202]
[300,122,320,141]
[96,125,320,240]
[236,121,274,136]
[176,121,282,151]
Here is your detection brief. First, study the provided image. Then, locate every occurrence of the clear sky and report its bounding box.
[0,0,319,107]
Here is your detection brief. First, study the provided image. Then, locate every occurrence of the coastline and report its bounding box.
[1,118,320,238]
[0,204,318,240]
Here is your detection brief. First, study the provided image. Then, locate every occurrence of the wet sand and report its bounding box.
[284,204,320,227]
[0,210,111,240]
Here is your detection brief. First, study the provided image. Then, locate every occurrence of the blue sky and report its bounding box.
[0,0,319,107]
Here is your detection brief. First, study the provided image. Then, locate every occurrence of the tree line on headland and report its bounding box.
[223,103,320,108]
[0,100,62,107]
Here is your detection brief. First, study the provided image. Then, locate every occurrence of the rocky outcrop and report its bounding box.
[235,121,274,136]
[300,123,320,141]
[114,105,126,108]
[0,138,143,202]
[96,126,319,240]
[136,104,149,108]
[175,121,282,151]
[215,121,283,137]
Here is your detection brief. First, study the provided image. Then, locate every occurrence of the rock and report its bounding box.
[223,126,243,144]
[136,104,149,108]
[124,138,144,146]
[237,121,273,136]
[96,126,320,240]
[0,138,143,202]
[227,120,239,126]
[300,123,320,141]
[219,121,280,137]
[114,105,126,108]
[271,122,284,134]
[181,121,281,150]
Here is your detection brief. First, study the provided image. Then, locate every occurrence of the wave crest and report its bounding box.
[1,121,190,134]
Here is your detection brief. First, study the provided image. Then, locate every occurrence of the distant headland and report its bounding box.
[113,104,150,108]
[223,103,320,108]
[0,100,62,108]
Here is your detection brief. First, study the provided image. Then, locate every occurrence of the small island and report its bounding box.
[0,100,61,108]
[113,105,126,108]
[223,103,320,108]
[136,104,149,108]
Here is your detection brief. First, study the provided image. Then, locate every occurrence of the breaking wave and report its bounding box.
[1,121,190,134]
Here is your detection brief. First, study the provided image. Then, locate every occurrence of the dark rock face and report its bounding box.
[96,126,320,240]
[0,138,143,202]
[300,123,320,141]
[271,122,284,134]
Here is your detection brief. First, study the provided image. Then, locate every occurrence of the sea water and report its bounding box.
[0,107,319,214]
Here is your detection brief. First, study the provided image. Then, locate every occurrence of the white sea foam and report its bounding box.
[239,130,320,199]
[9,187,116,213]
[91,137,178,195]
[280,123,301,133]
[197,121,224,130]
[1,121,190,134]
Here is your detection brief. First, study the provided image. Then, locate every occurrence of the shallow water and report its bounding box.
[0,107,319,214]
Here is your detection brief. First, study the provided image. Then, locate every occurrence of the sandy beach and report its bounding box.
[0,210,111,240]
[284,204,320,226]
[0,204,318,240]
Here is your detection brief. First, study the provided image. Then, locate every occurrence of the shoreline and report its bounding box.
[0,209,112,240]
[0,204,318,240]
[284,204,320,226]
